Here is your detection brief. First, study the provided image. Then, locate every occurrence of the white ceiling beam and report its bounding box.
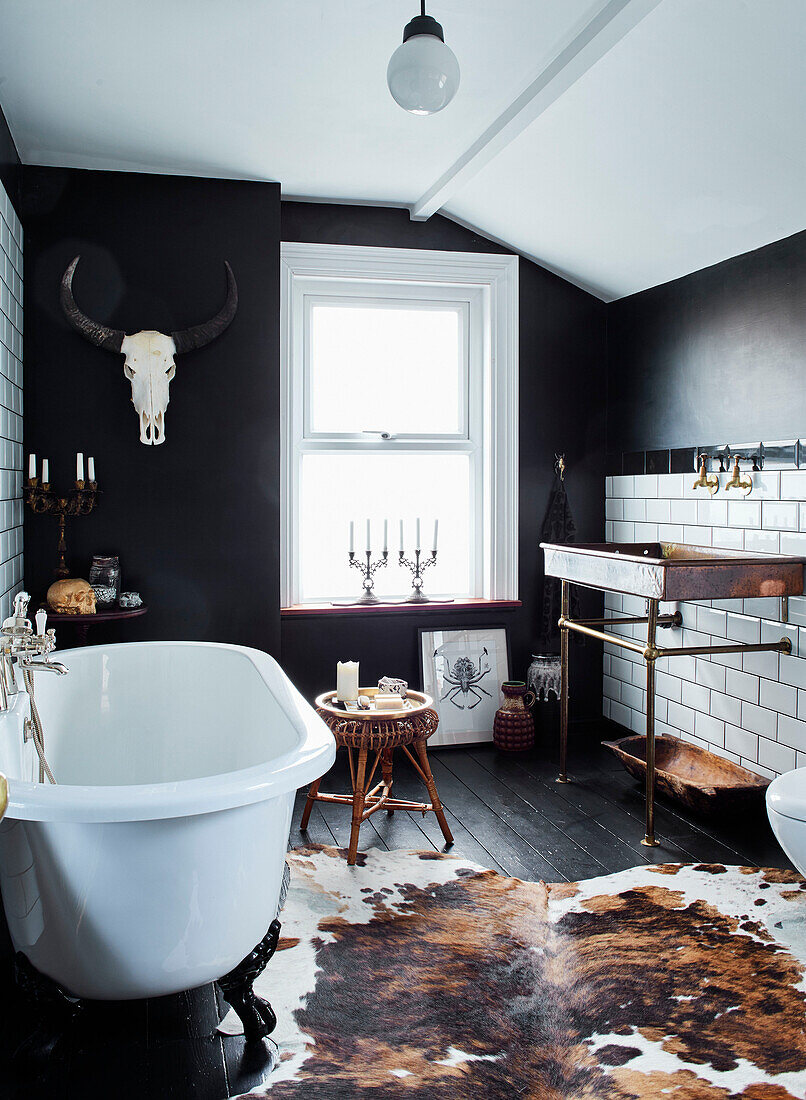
[410,0,664,222]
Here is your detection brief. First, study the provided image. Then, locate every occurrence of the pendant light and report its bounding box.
[387,2,460,116]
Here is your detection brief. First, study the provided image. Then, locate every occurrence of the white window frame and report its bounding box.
[280,242,518,606]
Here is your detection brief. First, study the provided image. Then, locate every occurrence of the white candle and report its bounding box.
[366,519,371,553]
[336,660,359,702]
[349,520,354,553]
[399,519,404,553]
[383,519,388,552]
[433,519,439,552]
[88,456,96,482]
[42,459,49,484]
[28,454,36,479]
[416,517,421,550]
[76,452,84,482]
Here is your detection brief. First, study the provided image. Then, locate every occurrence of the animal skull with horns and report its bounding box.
[60,257,238,445]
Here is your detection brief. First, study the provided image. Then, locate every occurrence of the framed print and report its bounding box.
[419,625,510,747]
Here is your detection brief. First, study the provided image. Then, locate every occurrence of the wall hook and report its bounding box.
[692,453,719,495]
[725,455,753,496]
[554,453,566,482]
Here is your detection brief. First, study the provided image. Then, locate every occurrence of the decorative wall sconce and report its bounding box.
[692,453,719,495]
[25,453,99,578]
[724,455,754,496]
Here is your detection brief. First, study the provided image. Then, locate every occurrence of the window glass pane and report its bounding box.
[300,453,472,601]
[309,303,463,435]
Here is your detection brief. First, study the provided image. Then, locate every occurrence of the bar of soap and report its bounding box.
[374,694,400,710]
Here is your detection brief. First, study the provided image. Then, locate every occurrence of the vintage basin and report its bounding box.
[541,541,804,601]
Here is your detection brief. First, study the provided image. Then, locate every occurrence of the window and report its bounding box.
[281,243,518,606]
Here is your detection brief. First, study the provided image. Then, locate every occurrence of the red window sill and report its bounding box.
[280,597,522,619]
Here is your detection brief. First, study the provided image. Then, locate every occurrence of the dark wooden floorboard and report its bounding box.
[437,750,607,881]
[4,726,793,1098]
[467,747,654,874]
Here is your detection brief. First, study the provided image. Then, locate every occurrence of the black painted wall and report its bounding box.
[607,229,806,451]
[0,103,20,203]
[20,167,282,653]
[15,176,606,717]
[281,203,607,712]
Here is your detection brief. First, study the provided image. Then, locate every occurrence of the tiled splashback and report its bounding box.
[604,469,806,779]
[0,179,24,621]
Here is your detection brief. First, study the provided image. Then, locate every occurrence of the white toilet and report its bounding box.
[767,769,806,876]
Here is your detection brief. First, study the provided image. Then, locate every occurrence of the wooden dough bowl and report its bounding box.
[602,733,770,816]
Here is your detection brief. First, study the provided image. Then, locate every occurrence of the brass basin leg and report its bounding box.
[641,599,660,847]
[557,579,570,783]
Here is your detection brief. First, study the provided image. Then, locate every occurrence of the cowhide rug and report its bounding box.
[220,846,806,1098]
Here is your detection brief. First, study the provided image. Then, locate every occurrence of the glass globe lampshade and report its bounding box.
[387,13,460,116]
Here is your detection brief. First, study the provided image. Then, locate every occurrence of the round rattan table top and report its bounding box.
[315,689,438,750]
[315,687,433,721]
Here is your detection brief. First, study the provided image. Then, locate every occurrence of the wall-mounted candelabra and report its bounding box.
[24,453,99,578]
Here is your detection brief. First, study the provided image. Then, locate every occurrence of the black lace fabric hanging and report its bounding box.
[539,455,581,649]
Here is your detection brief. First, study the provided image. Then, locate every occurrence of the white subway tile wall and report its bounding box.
[603,469,806,778]
[0,179,23,620]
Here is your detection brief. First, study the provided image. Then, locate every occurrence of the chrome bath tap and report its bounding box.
[0,593,65,711]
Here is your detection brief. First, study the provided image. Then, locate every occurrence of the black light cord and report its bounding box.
[421,0,426,15]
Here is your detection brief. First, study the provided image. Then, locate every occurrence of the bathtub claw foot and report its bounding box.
[14,952,79,1059]
[218,919,281,1041]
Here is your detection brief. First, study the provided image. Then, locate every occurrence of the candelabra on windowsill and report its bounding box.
[329,550,390,606]
[24,454,100,578]
[398,548,453,604]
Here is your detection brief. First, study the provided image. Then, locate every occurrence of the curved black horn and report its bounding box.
[60,256,125,353]
[171,261,238,354]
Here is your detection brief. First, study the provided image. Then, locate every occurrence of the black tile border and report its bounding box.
[622,450,645,475]
[610,439,802,476]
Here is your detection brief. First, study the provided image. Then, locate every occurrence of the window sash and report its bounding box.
[302,293,471,442]
[281,243,518,607]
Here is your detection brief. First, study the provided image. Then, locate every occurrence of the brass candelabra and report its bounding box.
[24,476,100,578]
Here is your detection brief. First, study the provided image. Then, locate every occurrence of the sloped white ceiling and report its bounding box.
[0,0,804,300]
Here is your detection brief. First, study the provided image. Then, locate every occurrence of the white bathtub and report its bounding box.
[0,641,335,1001]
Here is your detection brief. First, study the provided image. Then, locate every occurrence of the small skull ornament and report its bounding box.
[47,578,97,615]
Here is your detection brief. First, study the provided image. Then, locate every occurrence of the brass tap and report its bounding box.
[692,453,719,495]
[725,456,753,496]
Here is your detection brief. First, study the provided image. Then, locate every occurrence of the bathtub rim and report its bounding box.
[3,640,336,823]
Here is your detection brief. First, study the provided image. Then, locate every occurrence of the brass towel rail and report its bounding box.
[557,582,791,847]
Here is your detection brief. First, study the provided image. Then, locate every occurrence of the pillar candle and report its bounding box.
[349,520,354,553]
[433,519,439,552]
[88,456,96,482]
[28,454,36,479]
[42,459,49,484]
[76,452,84,482]
[336,660,359,702]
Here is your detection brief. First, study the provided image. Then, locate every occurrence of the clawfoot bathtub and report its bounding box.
[0,641,335,1016]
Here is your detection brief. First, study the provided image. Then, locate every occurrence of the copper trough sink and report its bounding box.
[602,734,770,816]
[542,541,804,601]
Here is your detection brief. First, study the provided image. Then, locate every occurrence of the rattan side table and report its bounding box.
[302,689,454,865]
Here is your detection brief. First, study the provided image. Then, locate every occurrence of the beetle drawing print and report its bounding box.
[436,647,492,709]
